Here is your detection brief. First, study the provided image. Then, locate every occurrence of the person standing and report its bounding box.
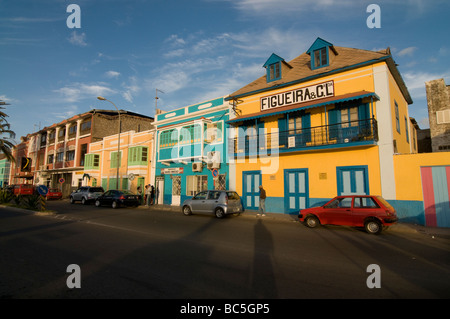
[137,186,143,205]
[145,185,151,206]
[258,185,266,216]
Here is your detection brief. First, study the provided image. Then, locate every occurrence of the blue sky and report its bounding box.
[1,0,449,142]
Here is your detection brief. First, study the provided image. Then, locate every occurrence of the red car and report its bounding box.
[298,195,398,234]
[46,188,63,200]
[12,184,35,196]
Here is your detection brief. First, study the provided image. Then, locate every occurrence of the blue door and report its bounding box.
[337,166,369,195]
[284,169,308,213]
[243,171,261,210]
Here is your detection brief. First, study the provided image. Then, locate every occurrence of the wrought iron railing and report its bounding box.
[229,118,378,155]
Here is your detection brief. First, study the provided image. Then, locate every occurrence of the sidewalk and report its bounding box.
[141,203,450,239]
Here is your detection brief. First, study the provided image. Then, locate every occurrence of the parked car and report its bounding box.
[182,190,244,218]
[46,188,62,200]
[298,195,398,234]
[11,184,35,196]
[95,190,141,208]
[70,186,104,204]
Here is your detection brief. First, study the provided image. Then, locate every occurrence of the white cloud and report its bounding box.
[397,47,418,57]
[121,76,140,103]
[51,105,79,120]
[54,82,116,103]
[68,31,87,47]
[228,0,354,16]
[403,70,450,98]
[105,70,121,79]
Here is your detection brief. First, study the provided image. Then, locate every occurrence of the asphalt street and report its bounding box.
[1,200,449,302]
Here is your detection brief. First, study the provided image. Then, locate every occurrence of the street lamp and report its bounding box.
[97,96,121,189]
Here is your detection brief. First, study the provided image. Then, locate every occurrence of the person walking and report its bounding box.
[150,185,155,205]
[258,185,266,216]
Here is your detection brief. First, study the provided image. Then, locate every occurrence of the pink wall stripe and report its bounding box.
[421,167,437,227]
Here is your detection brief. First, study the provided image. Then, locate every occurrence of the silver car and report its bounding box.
[182,190,244,218]
[70,186,104,205]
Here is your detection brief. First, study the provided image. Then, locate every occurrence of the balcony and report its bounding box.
[229,118,378,156]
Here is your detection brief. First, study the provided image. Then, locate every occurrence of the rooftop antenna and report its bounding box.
[155,88,165,117]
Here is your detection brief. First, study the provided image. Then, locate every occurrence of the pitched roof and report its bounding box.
[227,44,412,104]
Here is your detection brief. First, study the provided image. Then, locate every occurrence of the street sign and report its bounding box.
[59,178,65,184]
[37,185,49,196]
[212,169,218,178]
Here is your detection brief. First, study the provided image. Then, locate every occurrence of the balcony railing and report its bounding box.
[229,118,378,155]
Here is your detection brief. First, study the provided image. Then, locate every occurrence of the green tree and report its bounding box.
[0,101,16,162]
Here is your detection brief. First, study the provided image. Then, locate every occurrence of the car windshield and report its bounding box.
[89,187,104,192]
[22,185,33,189]
[376,196,394,210]
[49,188,59,192]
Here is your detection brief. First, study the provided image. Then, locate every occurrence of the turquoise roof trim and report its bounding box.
[263,53,285,68]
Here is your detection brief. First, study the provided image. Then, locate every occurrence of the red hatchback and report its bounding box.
[298,195,398,234]
[46,188,62,200]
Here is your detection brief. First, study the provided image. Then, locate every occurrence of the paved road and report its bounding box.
[1,200,449,302]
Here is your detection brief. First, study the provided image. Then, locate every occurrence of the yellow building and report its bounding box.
[226,38,415,214]
[83,129,155,194]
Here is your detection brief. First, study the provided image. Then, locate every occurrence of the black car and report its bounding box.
[94,190,141,208]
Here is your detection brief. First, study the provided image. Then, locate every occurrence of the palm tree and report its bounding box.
[0,101,16,162]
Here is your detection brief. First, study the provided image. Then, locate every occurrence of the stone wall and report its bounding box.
[425,78,450,152]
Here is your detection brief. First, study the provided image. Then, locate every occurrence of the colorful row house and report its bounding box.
[9,109,153,197]
[84,129,155,195]
[154,97,230,206]
[226,37,417,215]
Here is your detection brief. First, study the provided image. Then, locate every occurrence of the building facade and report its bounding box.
[84,129,155,195]
[9,109,153,197]
[425,78,450,152]
[0,156,11,188]
[226,38,415,214]
[154,97,230,205]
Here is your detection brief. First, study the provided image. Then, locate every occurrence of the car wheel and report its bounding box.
[182,206,192,216]
[112,201,118,209]
[70,197,75,204]
[95,200,101,207]
[365,219,382,235]
[215,208,225,219]
[81,197,86,205]
[304,215,320,228]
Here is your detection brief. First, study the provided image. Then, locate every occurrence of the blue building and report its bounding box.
[154,96,230,205]
[0,156,11,188]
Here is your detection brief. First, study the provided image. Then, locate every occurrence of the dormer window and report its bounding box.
[263,53,285,83]
[307,37,337,70]
[313,47,328,68]
[268,62,281,81]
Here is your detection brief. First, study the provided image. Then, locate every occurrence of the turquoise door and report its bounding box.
[242,171,261,210]
[284,169,308,213]
[337,166,369,195]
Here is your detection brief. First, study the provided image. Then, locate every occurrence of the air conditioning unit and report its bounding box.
[206,151,221,169]
[192,162,203,172]
[206,151,221,163]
